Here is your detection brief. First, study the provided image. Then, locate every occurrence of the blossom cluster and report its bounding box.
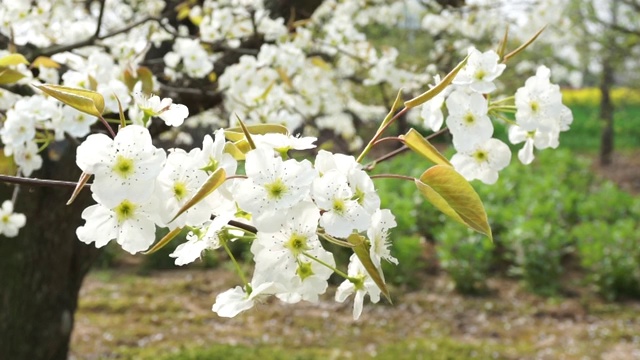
[75,124,395,320]
[417,48,572,184]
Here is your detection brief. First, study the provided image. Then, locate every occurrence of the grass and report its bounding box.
[71,269,640,360]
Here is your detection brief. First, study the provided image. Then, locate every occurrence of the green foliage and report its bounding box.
[437,225,494,295]
[375,147,639,300]
[572,219,640,300]
[382,235,425,288]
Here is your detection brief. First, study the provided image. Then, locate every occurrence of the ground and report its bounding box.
[70,267,640,360]
[595,151,640,194]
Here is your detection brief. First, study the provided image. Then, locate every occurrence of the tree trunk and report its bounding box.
[0,147,101,360]
[599,58,615,166]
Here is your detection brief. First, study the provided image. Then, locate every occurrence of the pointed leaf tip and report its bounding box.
[415,165,492,240]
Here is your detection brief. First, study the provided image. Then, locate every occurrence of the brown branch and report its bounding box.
[0,174,90,189]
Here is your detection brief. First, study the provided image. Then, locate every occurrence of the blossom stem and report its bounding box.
[372,136,402,147]
[356,106,409,163]
[491,112,518,126]
[98,115,117,138]
[363,127,450,171]
[221,238,249,288]
[370,173,416,182]
[490,96,515,105]
[302,252,350,279]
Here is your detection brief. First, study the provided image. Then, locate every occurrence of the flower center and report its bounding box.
[530,101,540,113]
[286,233,309,254]
[173,181,188,200]
[473,150,489,163]
[296,261,314,280]
[114,200,136,223]
[463,113,476,125]
[474,69,487,80]
[332,198,346,215]
[265,178,287,200]
[2,215,10,223]
[113,155,135,178]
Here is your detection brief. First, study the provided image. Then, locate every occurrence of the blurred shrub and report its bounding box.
[437,224,494,295]
[572,219,640,300]
[382,235,426,288]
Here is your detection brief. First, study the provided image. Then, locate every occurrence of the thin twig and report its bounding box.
[0,174,91,188]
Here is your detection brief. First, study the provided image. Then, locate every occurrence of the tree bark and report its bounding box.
[0,146,101,360]
[599,57,615,166]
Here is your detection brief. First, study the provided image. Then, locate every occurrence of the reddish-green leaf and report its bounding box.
[503,26,546,63]
[415,165,492,240]
[66,172,92,205]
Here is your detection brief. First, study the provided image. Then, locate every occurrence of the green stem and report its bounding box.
[302,251,351,279]
[221,239,249,287]
[490,96,515,105]
[370,173,416,182]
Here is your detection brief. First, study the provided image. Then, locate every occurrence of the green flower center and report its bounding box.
[463,113,476,124]
[474,69,487,80]
[114,200,136,223]
[332,198,346,215]
[265,178,287,200]
[113,155,135,178]
[296,261,314,280]
[173,182,187,200]
[473,150,488,162]
[352,187,365,206]
[286,233,309,254]
[530,101,540,112]
[2,215,10,223]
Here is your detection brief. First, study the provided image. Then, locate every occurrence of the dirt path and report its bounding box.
[70,269,640,359]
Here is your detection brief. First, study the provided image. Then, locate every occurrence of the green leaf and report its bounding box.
[0,68,26,84]
[31,56,60,69]
[399,128,451,166]
[224,123,289,142]
[114,94,127,128]
[497,25,509,59]
[143,226,184,255]
[169,168,226,223]
[404,55,468,109]
[347,234,392,303]
[503,26,546,63]
[224,141,246,161]
[234,115,256,150]
[0,53,29,67]
[137,67,154,95]
[415,165,492,240]
[35,84,105,118]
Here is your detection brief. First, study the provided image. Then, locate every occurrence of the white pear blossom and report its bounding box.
[335,254,382,320]
[76,125,166,207]
[0,200,26,237]
[368,209,398,268]
[450,138,511,185]
[76,197,160,254]
[212,281,284,318]
[453,48,505,93]
[445,90,493,152]
[133,93,189,127]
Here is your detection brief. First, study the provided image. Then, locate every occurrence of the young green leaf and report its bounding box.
[235,115,256,150]
[143,226,184,255]
[497,25,510,59]
[0,53,29,67]
[404,55,469,109]
[503,26,546,63]
[35,84,105,118]
[0,68,26,84]
[399,128,451,166]
[66,172,92,205]
[224,124,289,142]
[415,165,492,240]
[169,168,226,223]
[347,233,392,303]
